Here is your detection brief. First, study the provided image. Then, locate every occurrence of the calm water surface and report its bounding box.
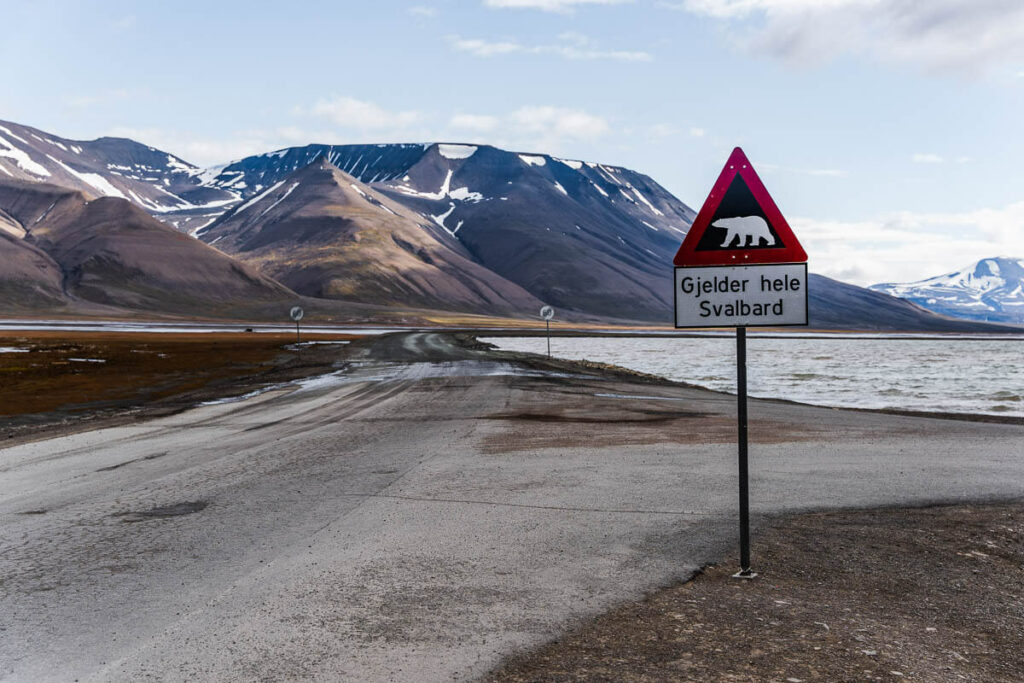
[481,336,1024,418]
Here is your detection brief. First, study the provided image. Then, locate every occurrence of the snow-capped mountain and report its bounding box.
[199,157,543,315]
[871,257,1024,324]
[1,118,1020,330]
[198,142,694,320]
[0,178,293,315]
[0,119,237,233]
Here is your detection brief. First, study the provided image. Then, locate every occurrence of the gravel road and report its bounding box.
[2,332,1022,681]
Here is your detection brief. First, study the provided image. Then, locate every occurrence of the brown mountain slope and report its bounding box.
[0,232,68,311]
[0,180,296,315]
[199,158,544,315]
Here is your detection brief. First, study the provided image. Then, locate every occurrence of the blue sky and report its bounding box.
[2,0,1024,285]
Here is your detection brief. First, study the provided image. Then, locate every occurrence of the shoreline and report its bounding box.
[480,334,1024,424]
[4,329,1023,449]
[3,316,1023,338]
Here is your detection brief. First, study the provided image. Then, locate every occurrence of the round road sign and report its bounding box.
[289,306,304,322]
[540,305,554,321]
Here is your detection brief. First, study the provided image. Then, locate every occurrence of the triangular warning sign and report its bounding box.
[673,148,807,266]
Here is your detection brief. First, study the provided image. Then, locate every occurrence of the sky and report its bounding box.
[2,0,1023,286]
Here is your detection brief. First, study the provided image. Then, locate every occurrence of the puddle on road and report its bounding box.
[117,501,208,522]
[292,362,593,393]
[194,361,597,410]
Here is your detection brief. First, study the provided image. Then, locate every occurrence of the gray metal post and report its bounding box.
[734,326,755,579]
[546,319,550,358]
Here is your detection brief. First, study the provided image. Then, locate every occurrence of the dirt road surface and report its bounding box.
[2,332,1022,681]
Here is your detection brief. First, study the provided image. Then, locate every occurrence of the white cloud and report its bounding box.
[643,124,708,140]
[449,33,652,61]
[105,124,359,167]
[308,97,420,131]
[113,15,136,31]
[647,123,678,138]
[105,127,275,166]
[510,106,610,140]
[448,106,610,153]
[449,114,500,132]
[795,199,1024,285]
[408,5,438,16]
[484,0,633,12]
[671,0,1024,75]
[912,153,944,164]
[108,98,612,167]
[451,38,523,57]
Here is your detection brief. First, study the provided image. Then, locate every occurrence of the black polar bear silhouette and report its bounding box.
[712,216,775,248]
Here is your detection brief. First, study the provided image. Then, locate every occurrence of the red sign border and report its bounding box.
[673,147,807,266]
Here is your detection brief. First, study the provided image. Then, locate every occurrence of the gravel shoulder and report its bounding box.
[486,501,1024,682]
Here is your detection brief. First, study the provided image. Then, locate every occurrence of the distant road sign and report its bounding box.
[674,264,807,328]
[289,306,304,322]
[673,147,807,267]
[540,305,554,320]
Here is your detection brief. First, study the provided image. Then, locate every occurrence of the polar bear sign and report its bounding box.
[672,147,808,328]
[671,146,808,580]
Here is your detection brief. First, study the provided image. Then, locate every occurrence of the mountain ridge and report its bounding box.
[199,157,544,315]
[1,118,1020,331]
[871,257,1024,324]
[0,178,296,316]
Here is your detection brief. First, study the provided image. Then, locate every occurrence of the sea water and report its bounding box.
[480,335,1024,418]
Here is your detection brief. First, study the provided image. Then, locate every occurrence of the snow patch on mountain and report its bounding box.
[0,129,50,177]
[397,169,483,203]
[431,202,463,236]
[47,156,125,199]
[438,144,477,160]
[236,180,285,214]
[629,186,663,216]
[258,182,299,218]
[449,186,483,202]
[519,155,546,167]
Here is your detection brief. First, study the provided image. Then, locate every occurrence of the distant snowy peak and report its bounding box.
[871,257,1024,324]
[0,119,240,233]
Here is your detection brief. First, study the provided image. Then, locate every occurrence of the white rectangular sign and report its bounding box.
[674,263,808,328]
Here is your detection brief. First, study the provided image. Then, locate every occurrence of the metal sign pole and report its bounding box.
[734,326,755,579]
[289,306,304,345]
[540,306,554,357]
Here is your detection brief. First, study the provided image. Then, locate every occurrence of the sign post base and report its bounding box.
[732,569,758,580]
